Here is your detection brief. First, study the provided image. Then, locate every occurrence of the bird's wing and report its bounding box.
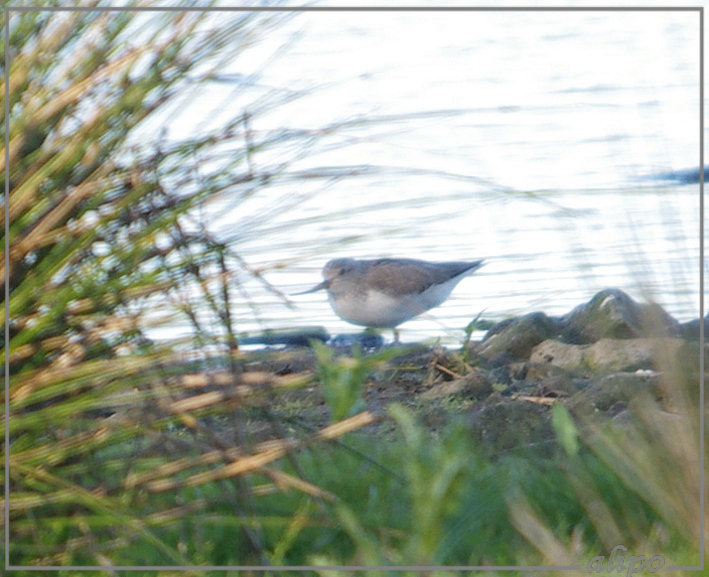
[367,259,481,296]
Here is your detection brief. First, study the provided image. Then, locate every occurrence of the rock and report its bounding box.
[530,337,688,373]
[478,312,560,363]
[520,361,571,382]
[240,326,330,347]
[584,338,685,372]
[560,288,680,344]
[488,365,512,386]
[511,362,578,395]
[566,371,661,416]
[530,340,586,371]
[421,368,492,400]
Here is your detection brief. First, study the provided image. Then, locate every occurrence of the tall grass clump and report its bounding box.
[3,4,378,571]
[509,333,703,571]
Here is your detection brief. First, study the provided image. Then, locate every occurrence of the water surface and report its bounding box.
[161,10,702,343]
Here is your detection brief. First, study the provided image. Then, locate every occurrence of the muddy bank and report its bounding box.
[222,288,703,454]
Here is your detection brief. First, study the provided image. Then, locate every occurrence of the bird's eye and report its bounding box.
[339,268,347,275]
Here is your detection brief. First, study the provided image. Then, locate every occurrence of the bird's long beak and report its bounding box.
[292,280,330,295]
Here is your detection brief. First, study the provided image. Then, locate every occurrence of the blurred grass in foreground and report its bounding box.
[3,3,377,570]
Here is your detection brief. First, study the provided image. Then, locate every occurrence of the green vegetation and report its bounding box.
[3,3,703,576]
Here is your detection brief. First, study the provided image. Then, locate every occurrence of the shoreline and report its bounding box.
[180,287,704,453]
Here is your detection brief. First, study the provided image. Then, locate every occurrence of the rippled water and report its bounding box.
[163,10,702,343]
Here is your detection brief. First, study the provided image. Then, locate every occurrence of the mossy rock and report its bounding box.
[478,312,561,363]
[530,337,688,374]
[566,371,661,416]
[560,288,680,344]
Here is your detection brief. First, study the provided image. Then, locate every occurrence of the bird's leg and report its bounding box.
[392,328,400,343]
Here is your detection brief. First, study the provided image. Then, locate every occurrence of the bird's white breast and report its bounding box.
[328,277,461,328]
